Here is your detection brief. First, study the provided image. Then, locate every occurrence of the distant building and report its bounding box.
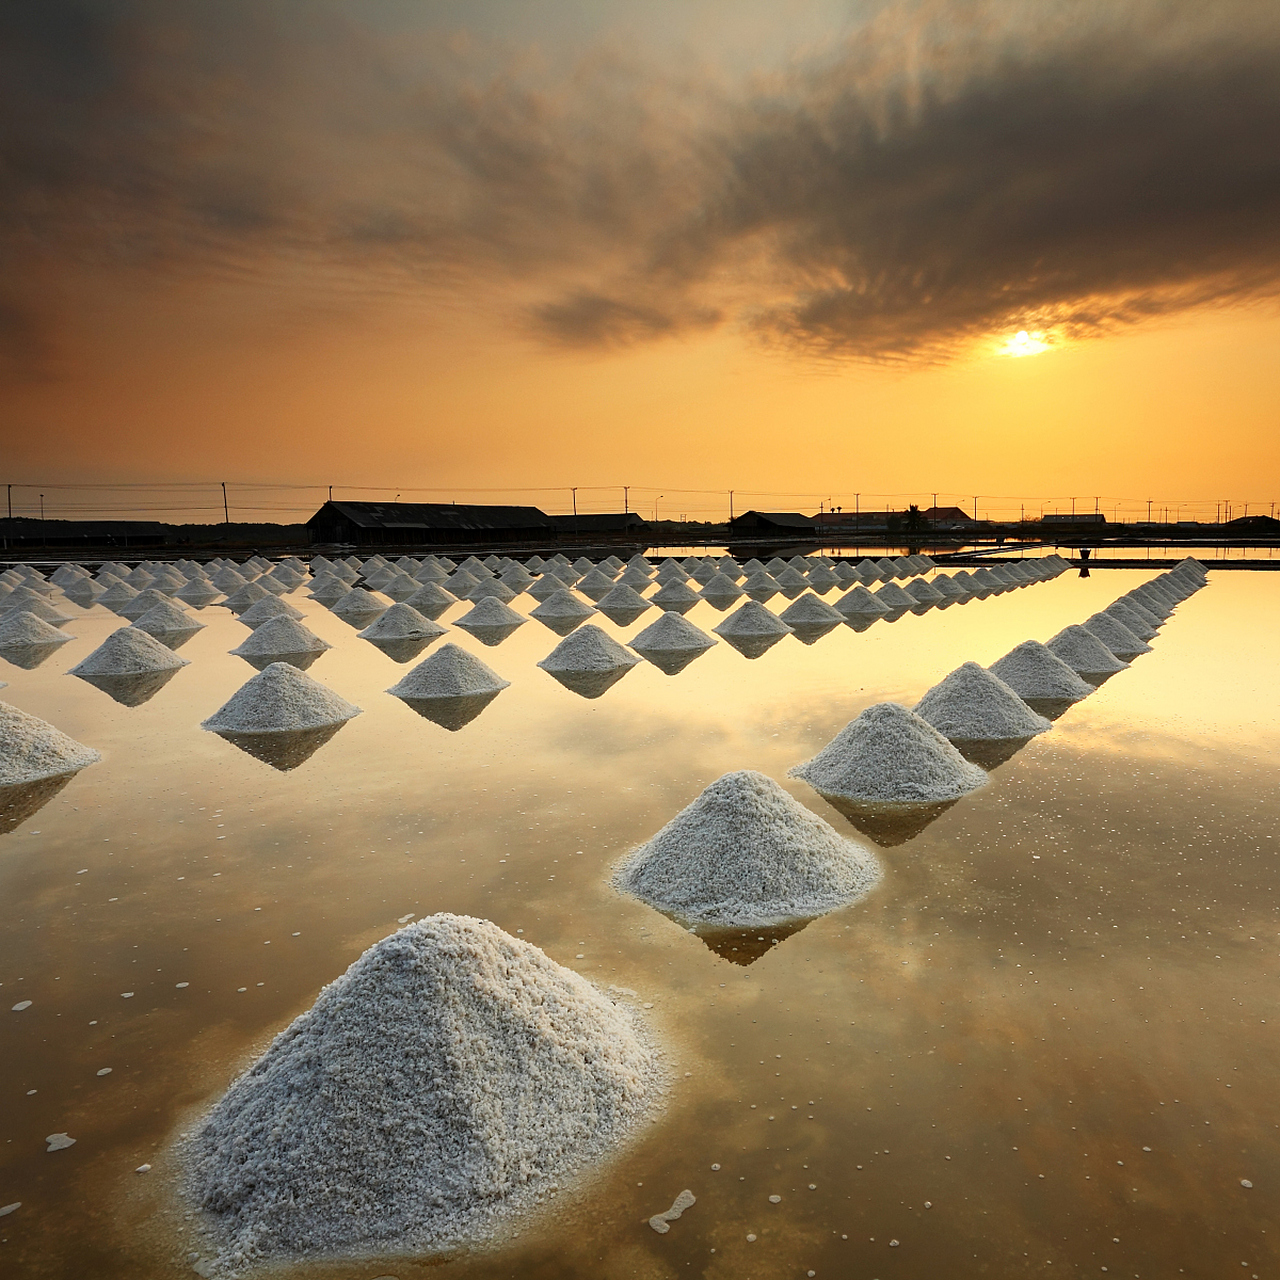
[307,501,556,546]
[728,511,817,534]
[1042,512,1108,526]
[549,512,650,538]
[922,506,980,527]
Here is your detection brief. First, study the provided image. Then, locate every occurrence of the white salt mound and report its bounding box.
[630,612,716,653]
[1082,612,1152,657]
[779,593,843,626]
[202,663,361,733]
[1046,625,1128,676]
[239,596,304,628]
[987,641,1094,702]
[331,588,387,621]
[70,627,190,675]
[356,603,447,641]
[530,590,597,623]
[789,702,988,803]
[132,598,205,635]
[538,625,639,673]
[614,770,881,927]
[185,914,661,1271]
[456,597,525,629]
[0,700,102,785]
[230,617,331,657]
[387,643,509,698]
[712,601,792,638]
[834,585,890,617]
[913,661,1052,741]
[0,611,74,647]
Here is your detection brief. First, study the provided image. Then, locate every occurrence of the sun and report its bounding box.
[1001,329,1052,357]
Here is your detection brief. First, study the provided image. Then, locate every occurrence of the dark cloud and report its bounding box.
[2,0,1280,376]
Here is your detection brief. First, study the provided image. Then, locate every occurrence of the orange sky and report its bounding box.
[3,1,1280,523]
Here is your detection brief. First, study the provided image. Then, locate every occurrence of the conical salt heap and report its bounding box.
[741,571,781,602]
[614,770,881,928]
[456,597,525,631]
[230,617,332,666]
[403,582,457,620]
[331,588,388,625]
[699,572,744,602]
[913,661,1052,741]
[1103,600,1157,640]
[988,641,1093,703]
[185,914,661,1271]
[1046,625,1128,678]
[596,583,652,623]
[904,578,944,605]
[712,601,792,639]
[176,578,222,606]
[650,580,700,612]
[71,627,190,675]
[239,596,304,628]
[222,581,272,614]
[466,579,517,603]
[779,592,843,627]
[202,663,361,733]
[530,590,597,625]
[132,598,206,637]
[873,582,915,611]
[538,625,639,674]
[122,587,178,620]
[0,611,75,649]
[631,611,716,656]
[1,586,72,624]
[1082,612,1152,659]
[790,702,988,804]
[834,585,889,617]
[0,700,102,786]
[575,567,618,601]
[388,643,510,701]
[357,603,447,642]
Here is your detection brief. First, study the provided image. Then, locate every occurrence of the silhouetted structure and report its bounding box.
[307,501,556,546]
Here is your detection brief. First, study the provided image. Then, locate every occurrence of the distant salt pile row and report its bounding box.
[186,914,661,1272]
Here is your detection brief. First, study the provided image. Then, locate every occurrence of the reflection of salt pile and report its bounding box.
[0,611,75,648]
[202,663,361,733]
[614,770,880,927]
[914,661,1051,741]
[71,627,190,675]
[988,641,1093,702]
[1046,625,1128,678]
[0,700,101,785]
[186,914,660,1271]
[790,703,988,804]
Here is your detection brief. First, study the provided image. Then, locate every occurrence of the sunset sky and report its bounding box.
[3,0,1279,523]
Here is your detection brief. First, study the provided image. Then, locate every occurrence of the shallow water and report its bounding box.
[2,564,1279,1279]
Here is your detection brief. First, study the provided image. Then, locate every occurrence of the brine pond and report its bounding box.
[2,559,1278,1279]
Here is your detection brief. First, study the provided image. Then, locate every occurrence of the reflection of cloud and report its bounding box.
[4,0,1280,376]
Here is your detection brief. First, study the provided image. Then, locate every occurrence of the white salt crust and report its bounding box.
[230,617,332,657]
[1045,625,1128,676]
[614,770,881,927]
[70,627,190,675]
[913,661,1052,741]
[538,625,639,673]
[630,612,716,654]
[202,663,361,733]
[789,702,988,803]
[987,641,1094,702]
[184,915,662,1273]
[0,700,102,785]
[0,611,74,647]
[356,603,447,641]
[388,643,510,698]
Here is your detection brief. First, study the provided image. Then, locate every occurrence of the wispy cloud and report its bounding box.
[3,0,1279,378]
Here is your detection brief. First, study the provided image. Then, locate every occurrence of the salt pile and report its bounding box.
[914,662,1052,741]
[779,593,844,627]
[202,663,361,733]
[1046,625,1128,677]
[651,581,700,612]
[538,625,639,674]
[0,611,75,648]
[175,579,222,606]
[467,579,517,604]
[70,627,190,675]
[185,915,660,1270]
[132,598,206,637]
[576,567,618,601]
[456,597,526,632]
[699,572,743,601]
[614,770,881,928]
[1082,611,1152,659]
[904,579,944,605]
[230,618,332,667]
[987,641,1094,702]
[596,584,652,623]
[1,587,72,624]
[357,603,447,642]
[404,582,457,620]
[530,590,597,625]
[789,702,988,804]
[238,596,305,628]
[741,571,781,601]
[873,582,915,611]
[0,701,102,786]
[1104,600,1157,639]
[388,644,510,700]
[713,601,792,639]
[222,582,272,614]
[631,611,716,656]
[834,585,890,618]
[331,589,388,625]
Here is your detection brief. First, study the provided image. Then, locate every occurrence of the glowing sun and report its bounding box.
[1001,329,1051,357]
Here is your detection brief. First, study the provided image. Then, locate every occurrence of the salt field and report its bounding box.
[2,552,1280,1279]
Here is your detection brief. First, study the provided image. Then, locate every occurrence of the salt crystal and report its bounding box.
[46,1133,76,1152]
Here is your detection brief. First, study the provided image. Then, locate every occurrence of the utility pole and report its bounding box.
[855,493,860,536]
[728,490,734,522]
[6,483,10,519]
[623,486,629,515]
[654,495,663,521]
[1094,496,1099,516]
[973,495,978,521]
[222,482,230,526]
[571,487,578,539]
[1071,496,1076,518]
[1147,499,1152,523]
[328,485,333,501]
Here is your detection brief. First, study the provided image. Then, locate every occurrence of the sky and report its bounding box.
[2,0,1279,523]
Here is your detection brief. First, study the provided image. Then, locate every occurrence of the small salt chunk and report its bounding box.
[398,914,415,924]
[0,1203,20,1217]
[746,1233,757,1242]
[45,1132,76,1151]
[1241,1179,1253,1188]
[136,1163,152,1174]
[11,1000,32,1011]
[710,1163,720,1171]
[96,1067,112,1077]
[176,982,189,989]
[121,992,134,999]
[768,1194,782,1203]
[889,1239,900,1247]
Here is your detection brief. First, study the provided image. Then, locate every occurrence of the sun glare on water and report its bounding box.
[1001,329,1052,357]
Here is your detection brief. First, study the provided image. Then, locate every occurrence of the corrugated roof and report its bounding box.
[311,501,555,532]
